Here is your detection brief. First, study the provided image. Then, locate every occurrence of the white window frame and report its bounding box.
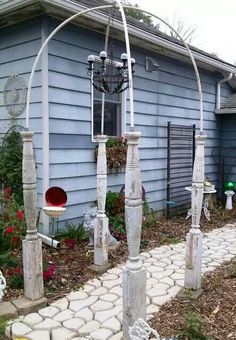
[90,57,127,142]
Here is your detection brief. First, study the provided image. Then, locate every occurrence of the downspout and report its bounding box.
[216,73,233,110]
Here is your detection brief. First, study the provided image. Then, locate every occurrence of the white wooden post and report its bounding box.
[184,134,206,292]
[21,131,44,300]
[94,135,110,269]
[123,131,146,340]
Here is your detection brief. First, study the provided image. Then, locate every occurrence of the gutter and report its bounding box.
[216,73,233,110]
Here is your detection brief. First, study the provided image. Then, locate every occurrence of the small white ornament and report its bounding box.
[0,271,7,302]
[129,318,160,340]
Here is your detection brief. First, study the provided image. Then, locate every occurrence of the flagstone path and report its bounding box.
[6,223,236,340]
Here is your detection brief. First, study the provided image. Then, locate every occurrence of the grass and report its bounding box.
[0,316,11,338]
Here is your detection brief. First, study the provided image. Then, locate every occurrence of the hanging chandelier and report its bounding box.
[87,51,135,94]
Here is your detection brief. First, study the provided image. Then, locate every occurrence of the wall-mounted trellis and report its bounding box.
[166,122,196,218]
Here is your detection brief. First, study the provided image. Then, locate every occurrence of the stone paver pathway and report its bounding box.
[6,224,236,339]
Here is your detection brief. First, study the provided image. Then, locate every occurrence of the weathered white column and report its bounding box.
[123,131,146,340]
[225,190,235,210]
[21,131,44,300]
[184,134,206,294]
[93,135,110,270]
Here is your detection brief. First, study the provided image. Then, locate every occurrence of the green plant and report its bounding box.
[0,316,11,338]
[229,258,236,278]
[56,222,87,242]
[0,253,20,269]
[161,236,181,244]
[0,130,23,205]
[142,200,157,228]
[106,191,158,240]
[178,311,211,340]
[8,273,24,289]
[109,214,126,241]
[106,191,126,240]
[96,137,127,173]
[0,190,26,253]
[106,191,125,218]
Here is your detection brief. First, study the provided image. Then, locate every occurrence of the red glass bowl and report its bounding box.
[45,186,67,207]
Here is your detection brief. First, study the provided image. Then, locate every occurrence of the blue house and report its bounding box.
[0,0,236,232]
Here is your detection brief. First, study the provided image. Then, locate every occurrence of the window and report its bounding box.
[90,62,125,141]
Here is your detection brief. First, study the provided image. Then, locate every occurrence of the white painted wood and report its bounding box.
[21,131,44,300]
[95,135,109,266]
[123,268,146,340]
[184,135,206,290]
[125,131,143,271]
[123,131,146,340]
[23,238,44,300]
[21,131,38,241]
[41,18,50,235]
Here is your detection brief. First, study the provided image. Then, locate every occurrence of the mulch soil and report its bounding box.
[4,206,236,307]
[150,259,236,339]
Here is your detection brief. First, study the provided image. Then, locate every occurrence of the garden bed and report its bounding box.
[150,258,236,339]
[3,205,236,304]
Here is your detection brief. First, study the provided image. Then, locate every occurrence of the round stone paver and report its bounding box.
[100,293,118,302]
[70,296,98,312]
[63,318,85,332]
[90,300,113,312]
[78,320,101,335]
[51,327,76,340]
[74,307,93,322]
[51,297,69,311]
[53,309,75,322]
[90,328,113,340]
[67,291,88,301]
[23,313,43,327]
[34,318,61,331]
[102,317,121,332]
[38,306,59,319]
[11,322,32,338]
[91,287,108,296]
[26,330,50,340]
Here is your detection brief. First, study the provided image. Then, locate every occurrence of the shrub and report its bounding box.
[0,253,20,269]
[6,265,24,289]
[0,130,23,205]
[0,189,26,253]
[8,273,24,289]
[106,191,126,240]
[106,190,157,241]
[95,137,127,173]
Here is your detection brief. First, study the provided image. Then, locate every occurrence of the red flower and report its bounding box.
[43,263,57,280]
[6,226,14,234]
[12,235,20,247]
[64,239,77,250]
[3,187,12,199]
[16,209,24,222]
